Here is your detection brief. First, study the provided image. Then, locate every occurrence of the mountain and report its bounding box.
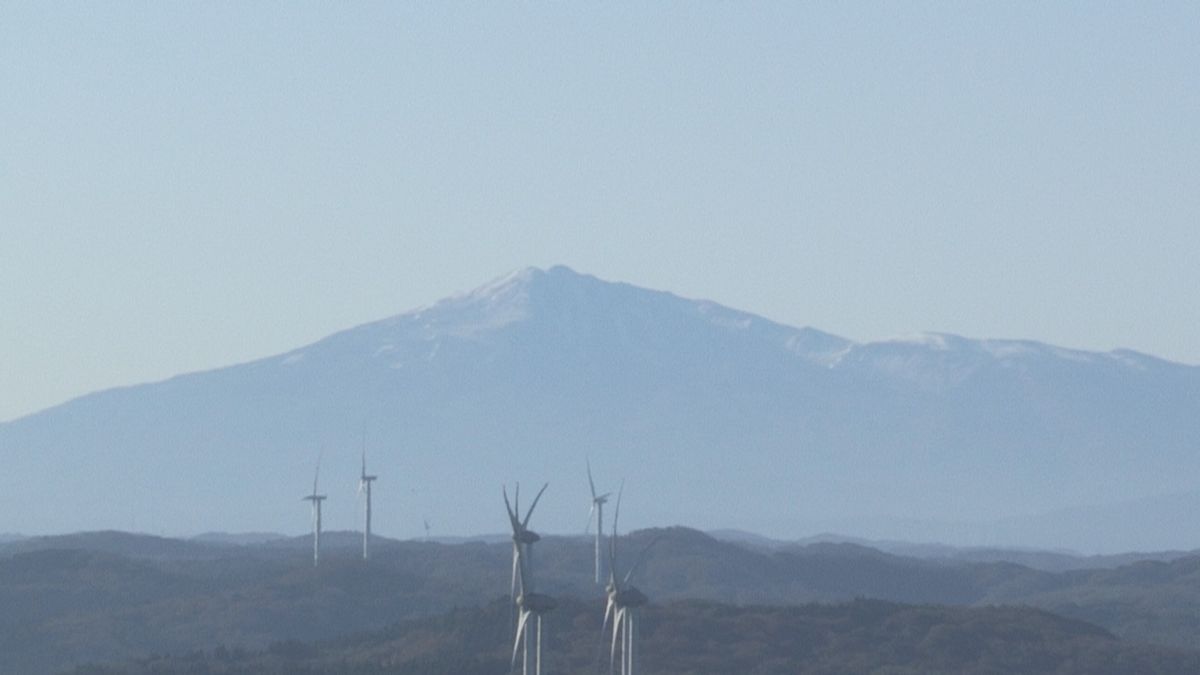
[0,530,229,561]
[709,530,1197,573]
[1,266,1198,551]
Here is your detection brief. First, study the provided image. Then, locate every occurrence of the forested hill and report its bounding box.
[5,528,1200,673]
[69,598,1200,675]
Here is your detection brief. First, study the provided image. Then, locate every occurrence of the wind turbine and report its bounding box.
[586,460,612,585]
[603,485,658,675]
[301,459,327,567]
[358,439,378,561]
[503,482,549,602]
[503,482,550,675]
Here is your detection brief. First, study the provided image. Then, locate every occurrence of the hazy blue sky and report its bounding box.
[2,2,1197,422]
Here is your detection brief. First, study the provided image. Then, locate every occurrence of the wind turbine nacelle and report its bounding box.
[616,587,648,608]
[518,592,557,613]
[514,530,541,545]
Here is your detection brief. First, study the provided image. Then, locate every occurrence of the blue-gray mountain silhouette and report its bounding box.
[2,266,1197,550]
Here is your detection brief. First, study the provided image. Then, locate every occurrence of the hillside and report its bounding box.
[69,598,1200,675]
[6,529,1200,673]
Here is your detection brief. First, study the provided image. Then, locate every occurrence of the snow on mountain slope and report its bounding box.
[272,266,851,372]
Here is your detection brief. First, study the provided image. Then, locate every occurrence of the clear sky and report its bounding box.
[2,2,1197,423]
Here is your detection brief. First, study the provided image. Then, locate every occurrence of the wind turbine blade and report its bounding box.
[503,485,519,529]
[511,542,521,601]
[522,482,549,529]
[609,608,625,675]
[608,522,619,585]
[584,503,596,535]
[624,534,664,585]
[587,459,597,500]
[361,421,368,477]
[512,609,530,667]
[609,481,625,576]
[516,546,527,596]
[612,481,624,536]
[311,450,323,497]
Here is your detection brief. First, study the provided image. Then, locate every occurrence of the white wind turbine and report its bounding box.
[603,486,658,675]
[503,482,550,675]
[503,482,549,602]
[586,460,613,585]
[301,459,327,567]
[358,440,378,561]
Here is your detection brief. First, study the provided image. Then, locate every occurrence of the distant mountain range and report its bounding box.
[2,266,1197,551]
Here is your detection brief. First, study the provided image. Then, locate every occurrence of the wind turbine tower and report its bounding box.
[302,462,327,567]
[359,445,378,560]
[587,460,612,585]
[512,556,556,675]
